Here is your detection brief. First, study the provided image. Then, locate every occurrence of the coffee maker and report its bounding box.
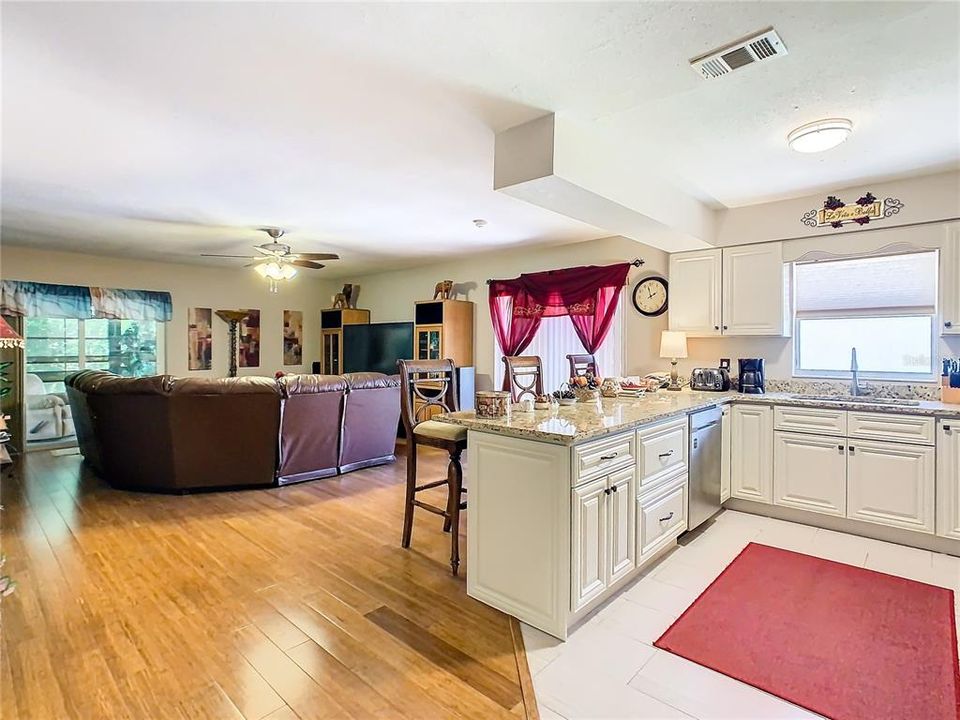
[738,358,765,394]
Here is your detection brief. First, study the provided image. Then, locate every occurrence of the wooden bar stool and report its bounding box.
[567,353,599,379]
[502,355,544,402]
[397,359,468,575]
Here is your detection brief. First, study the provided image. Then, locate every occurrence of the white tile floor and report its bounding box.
[523,509,960,720]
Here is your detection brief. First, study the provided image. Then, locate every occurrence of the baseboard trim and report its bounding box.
[724,499,960,557]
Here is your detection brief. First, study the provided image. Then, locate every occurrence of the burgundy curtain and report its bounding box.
[489,263,631,387]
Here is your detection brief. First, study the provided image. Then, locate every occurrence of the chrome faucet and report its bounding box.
[850,347,865,396]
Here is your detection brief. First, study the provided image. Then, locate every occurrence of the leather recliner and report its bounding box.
[340,372,401,472]
[276,374,348,485]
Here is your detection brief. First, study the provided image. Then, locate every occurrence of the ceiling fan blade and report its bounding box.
[292,252,340,261]
[291,260,325,270]
[201,253,258,259]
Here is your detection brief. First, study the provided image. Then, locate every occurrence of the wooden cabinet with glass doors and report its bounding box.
[320,308,370,375]
[413,300,473,366]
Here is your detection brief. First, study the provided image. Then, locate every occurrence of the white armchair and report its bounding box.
[25,373,75,442]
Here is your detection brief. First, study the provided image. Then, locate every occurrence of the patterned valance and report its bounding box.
[0,280,173,322]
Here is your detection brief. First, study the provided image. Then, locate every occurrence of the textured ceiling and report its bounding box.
[2,2,957,273]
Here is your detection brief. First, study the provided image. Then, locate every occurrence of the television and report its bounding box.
[343,322,414,376]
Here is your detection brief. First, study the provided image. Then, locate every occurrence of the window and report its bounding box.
[494,297,624,392]
[793,252,937,380]
[25,317,164,394]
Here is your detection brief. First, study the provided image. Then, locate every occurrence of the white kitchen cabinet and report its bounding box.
[572,476,607,611]
[637,472,687,559]
[668,248,722,336]
[941,225,960,335]
[937,420,960,540]
[730,405,773,503]
[720,405,731,503]
[722,242,785,335]
[847,440,935,534]
[607,467,636,585]
[669,243,785,337]
[773,431,846,517]
[571,466,637,612]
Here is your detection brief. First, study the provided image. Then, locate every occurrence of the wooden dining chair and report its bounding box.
[502,355,544,402]
[567,353,599,379]
[397,358,468,575]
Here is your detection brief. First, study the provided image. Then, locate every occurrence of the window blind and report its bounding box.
[794,251,937,318]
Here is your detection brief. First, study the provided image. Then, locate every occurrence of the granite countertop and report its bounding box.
[436,390,960,445]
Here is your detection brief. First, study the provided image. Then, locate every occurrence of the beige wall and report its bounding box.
[0,245,328,377]
[324,235,671,391]
[715,169,960,247]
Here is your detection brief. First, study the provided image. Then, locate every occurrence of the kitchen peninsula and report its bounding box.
[439,390,960,639]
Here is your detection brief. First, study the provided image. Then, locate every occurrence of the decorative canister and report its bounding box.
[600,377,621,398]
[475,391,510,418]
[575,388,600,403]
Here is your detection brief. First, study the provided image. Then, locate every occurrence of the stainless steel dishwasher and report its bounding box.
[688,406,722,531]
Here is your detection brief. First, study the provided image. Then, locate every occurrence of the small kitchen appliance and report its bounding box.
[690,368,731,392]
[738,358,765,394]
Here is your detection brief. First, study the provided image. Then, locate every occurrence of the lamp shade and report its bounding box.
[659,330,688,359]
[0,316,24,349]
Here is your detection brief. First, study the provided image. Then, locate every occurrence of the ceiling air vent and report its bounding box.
[690,28,787,79]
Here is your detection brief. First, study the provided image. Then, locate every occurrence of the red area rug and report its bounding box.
[655,543,960,720]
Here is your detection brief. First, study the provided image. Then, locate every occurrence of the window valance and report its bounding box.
[0,280,173,322]
[488,263,631,389]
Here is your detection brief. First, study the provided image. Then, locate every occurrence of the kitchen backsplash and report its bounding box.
[763,378,941,401]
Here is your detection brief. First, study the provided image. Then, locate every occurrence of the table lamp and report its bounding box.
[659,330,688,392]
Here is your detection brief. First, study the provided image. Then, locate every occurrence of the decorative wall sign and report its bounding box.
[282,310,303,366]
[800,193,904,229]
[187,307,212,371]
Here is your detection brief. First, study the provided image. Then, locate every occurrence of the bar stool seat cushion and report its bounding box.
[414,420,467,442]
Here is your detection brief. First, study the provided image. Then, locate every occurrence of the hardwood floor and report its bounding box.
[0,445,538,719]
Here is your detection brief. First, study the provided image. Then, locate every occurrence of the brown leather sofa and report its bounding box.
[65,370,400,492]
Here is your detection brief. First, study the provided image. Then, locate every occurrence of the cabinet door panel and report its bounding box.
[607,467,636,585]
[773,432,846,516]
[941,224,959,336]
[936,421,960,539]
[722,243,785,336]
[720,406,731,503]
[668,249,722,336]
[572,477,607,611]
[847,440,935,533]
[730,405,773,503]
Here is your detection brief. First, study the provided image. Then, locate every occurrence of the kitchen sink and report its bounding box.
[788,394,921,407]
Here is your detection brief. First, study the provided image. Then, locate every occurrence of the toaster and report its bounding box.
[690,368,731,392]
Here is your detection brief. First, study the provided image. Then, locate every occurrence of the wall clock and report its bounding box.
[632,276,668,317]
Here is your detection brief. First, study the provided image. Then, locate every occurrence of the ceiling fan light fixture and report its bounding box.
[787,118,853,153]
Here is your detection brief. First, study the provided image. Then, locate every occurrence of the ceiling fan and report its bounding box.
[201,228,340,292]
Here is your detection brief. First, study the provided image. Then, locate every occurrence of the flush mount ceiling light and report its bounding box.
[787,118,853,153]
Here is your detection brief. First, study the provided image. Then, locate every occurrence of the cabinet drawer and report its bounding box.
[638,474,687,558]
[774,406,846,436]
[573,432,635,485]
[847,412,935,446]
[637,416,688,487]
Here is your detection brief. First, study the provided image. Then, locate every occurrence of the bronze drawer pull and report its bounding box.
[610,485,619,493]
[600,452,619,460]
[658,450,674,459]
[659,512,675,522]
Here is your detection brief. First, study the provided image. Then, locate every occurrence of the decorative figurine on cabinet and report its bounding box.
[433,280,454,300]
[332,283,356,309]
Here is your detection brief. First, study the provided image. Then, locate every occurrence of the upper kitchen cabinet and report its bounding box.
[722,242,785,336]
[668,248,722,336]
[941,225,959,335]
[669,242,786,337]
